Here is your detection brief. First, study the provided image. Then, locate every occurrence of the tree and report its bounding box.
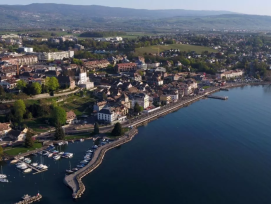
[54,122,65,140]
[111,122,122,136]
[134,102,143,114]
[46,77,59,92]
[51,106,66,125]
[0,145,3,160]
[13,99,26,123]
[94,122,99,135]
[0,85,5,96]
[24,131,34,148]
[31,82,42,95]
[17,80,27,90]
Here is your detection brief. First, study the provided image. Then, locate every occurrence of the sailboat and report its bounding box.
[0,166,7,179]
[66,161,73,174]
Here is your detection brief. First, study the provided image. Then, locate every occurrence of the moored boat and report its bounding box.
[24,168,32,173]
[0,178,9,183]
[32,163,38,167]
[10,159,18,164]
[53,155,61,160]
[0,174,7,179]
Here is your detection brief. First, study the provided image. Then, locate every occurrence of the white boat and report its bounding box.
[0,178,8,183]
[24,158,31,164]
[80,139,84,142]
[43,152,49,156]
[20,165,28,170]
[47,153,53,158]
[10,159,18,164]
[80,160,89,164]
[86,150,93,153]
[92,145,98,149]
[38,151,43,155]
[66,153,73,158]
[64,141,69,145]
[24,168,32,173]
[59,152,64,155]
[32,163,38,167]
[0,174,7,179]
[85,153,92,156]
[57,142,63,146]
[72,168,78,171]
[53,155,61,160]
[66,170,73,174]
[84,156,91,160]
[18,157,24,160]
[22,194,31,200]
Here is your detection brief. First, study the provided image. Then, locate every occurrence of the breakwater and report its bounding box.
[15,194,42,204]
[64,128,139,198]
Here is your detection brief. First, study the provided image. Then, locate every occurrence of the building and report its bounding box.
[57,75,76,89]
[216,70,244,79]
[18,47,33,53]
[0,123,11,137]
[7,128,28,141]
[129,93,150,109]
[77,68,94,89]
[0,55,38,65]
[93,101,107,112]
[160,95,171,104]
[116,63,138,73]
[97,108,116,123]
[36,51,74,61]
[84,60,110,70]
[74,44,84,50]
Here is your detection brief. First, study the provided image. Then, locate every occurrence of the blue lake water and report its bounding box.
[1,85,271,204]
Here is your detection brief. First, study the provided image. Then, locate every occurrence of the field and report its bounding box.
[121,32,153,39]
[5,143,43,156]
[135,44,217,55]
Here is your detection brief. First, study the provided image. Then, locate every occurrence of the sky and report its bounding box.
[0,0,270,16]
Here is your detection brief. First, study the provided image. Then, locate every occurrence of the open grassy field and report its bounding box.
[135,44,217,55]
[5,142,43,156]
[59,95,96,116]
[121,32,153,39]
[25,118,52,133]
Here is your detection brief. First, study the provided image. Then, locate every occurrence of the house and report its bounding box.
[0,123,11,137]
[84,60,110,70]
[160,95,171,104]
[57,75,75,89]
[66,110,77,124]
[7,128,28,141]
[93,101,108,112]
[97,108,116,123]
[116,63,138,73]
[216,69,244,79]
[129,93,150,109]
[44,70,60,78]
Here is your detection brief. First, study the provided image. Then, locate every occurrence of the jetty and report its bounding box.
[16,158,48,175]
[64,128,138,199]
[220,88,229,91]
[207,95,228,100]
[15,194,42,204]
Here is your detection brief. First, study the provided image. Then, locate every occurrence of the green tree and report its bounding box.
[24,131,34,148]
[51,106,66,125]
[17,80,27,90]
[31,82,42,95]
[46,77,59,92]
[0,85,5,96]
[13,99,26,123]
[0,145,3,159]
[54,123,65,140]
[134,102,143,114]
[111,122,122,136]
[94,122,99,135]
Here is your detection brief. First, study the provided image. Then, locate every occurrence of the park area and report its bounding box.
[135,44,217,55]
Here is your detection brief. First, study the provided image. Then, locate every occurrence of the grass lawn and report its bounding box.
[202,86,210,89]
[59,95,96,116]
[64,134,90,141]
[135,44,217,55]
[24,119,52,133]
[5,143,43,156]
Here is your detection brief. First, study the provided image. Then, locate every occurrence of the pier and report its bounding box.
[64,128,138,199]
[15,194,42,204]
[207,95,228,100]
[16,158,48,175]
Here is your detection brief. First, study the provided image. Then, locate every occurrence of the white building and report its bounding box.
[129,93,150,109]
[37,51,74,61]
[77,68,94,89]
[216,69,244,80]
[18,47,33,53]
[97,108,116,123]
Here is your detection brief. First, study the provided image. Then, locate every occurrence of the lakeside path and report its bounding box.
[64,82,270,199]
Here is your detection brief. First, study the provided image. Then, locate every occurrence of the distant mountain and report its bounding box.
[0,4,236,19]
[0,4,270,31]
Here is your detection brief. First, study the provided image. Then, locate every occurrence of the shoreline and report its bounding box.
[64,82,270,199]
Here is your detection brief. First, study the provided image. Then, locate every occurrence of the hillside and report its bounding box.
[0,4,271,30]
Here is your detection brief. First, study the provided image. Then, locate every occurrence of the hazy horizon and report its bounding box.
[0,0,270,16]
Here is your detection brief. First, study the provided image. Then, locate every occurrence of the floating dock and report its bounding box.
[16,159,48,175]
[207,95,228,100]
